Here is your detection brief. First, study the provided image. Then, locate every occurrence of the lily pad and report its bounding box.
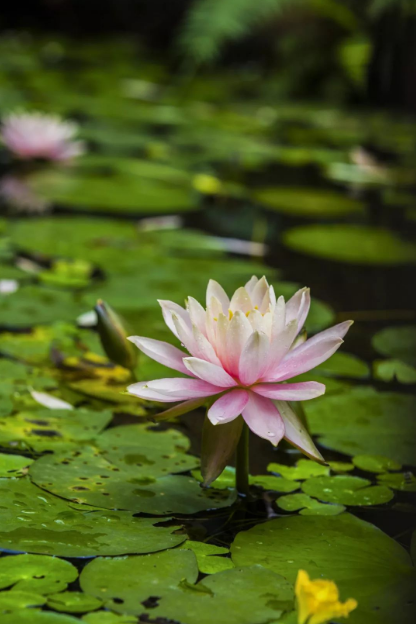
[352,455,402,473]
[377,472,416,492]
[231,513,416,624]
[80,551,293,624]
[253,187,364,217]
[327,461,354,473]
[314,351,369,379]
[0,408,112,453]
[267,459,329,481]
[0,590,46,612]
[179,541,234,574]
[276,493,345,515]
[372,326,416,367]
[0,477,186,557]
[301,475,394,506]
[47,592,102,614]
[1,612,80,624]
[0,286,85,329]
[0,554,77,594]
[0,324,78,366]
[373,359,416,384]
[82,614,137,624]
[283,224,416,265]
[192,466,299,493]
[0,453,33,477]
[304,387,416,465]
[30,448,234,515]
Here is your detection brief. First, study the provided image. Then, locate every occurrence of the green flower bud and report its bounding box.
[95,299,137,371]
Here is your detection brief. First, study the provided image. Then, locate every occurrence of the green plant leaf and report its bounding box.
[352,454,402,473]
[373,359,416,384]
[372,326,416,367]
[0,590,46,613]
[267,459,330,480]
[301,475,394,506]
[0,453,33,477]
[47,592,102,614]
[377,472,416,492]
[179,541,234,574]
[253,187,364,217]
[276,493,345,515]
[0,554,78,594]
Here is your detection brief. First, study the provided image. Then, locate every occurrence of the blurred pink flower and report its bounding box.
[0,175,50,213]
[1,112,85,161]
[127,276,352,462]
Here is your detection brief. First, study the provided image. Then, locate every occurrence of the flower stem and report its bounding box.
[235,421,250,496]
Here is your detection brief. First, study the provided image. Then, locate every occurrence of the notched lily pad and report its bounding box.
[301,475,394,506]
[373,359,416,384]
[0,589,46,612]
[180,540,234,574]
[0,477,186,557]
[276,493,345,515]
[0,553,78,594]
[267,459,330,481]
[372,326,416,367]
[47,592,103,613]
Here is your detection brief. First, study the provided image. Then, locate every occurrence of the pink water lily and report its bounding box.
[127,277,352,479]
[1,112,85,162]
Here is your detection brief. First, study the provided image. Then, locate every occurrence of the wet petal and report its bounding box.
[239,330,269,386]
[242,392,285,446]
[230,287,252,314]
[208,389,249,424]
[186,296,207,336]
[206,279,229,314]
[264,319,298,380]
[158,299,191,339]
[127,378,223,401]
[226,310,253,376]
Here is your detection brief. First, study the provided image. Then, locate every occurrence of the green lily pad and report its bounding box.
[0,408,112,453]
[0,453,33,477]
[327,461,355,473]
[0,554,77,594]
[0,590,46,612]
[267,459,330,481]
[83,614,137,624]
[253,187,364,217]
[304,387,416,465]
[373,359,416,384]
[301,475,394,506]
[276,493,345,515]
[0,286,85,329]
[314,351,370,379]
[0,324,78,366]
[97,423,191,453]
[30,448,234,515]
[377,472,416,492]
[180,541,234,574]
[1,612,80,624]
[0,477,186,557]
[372,326,416,367]
[352,455,402,473]
[80,551,293,624]
[47,592,102,614]
[192,466,299,493]
[231,513,416,624]
[283,225,416,265]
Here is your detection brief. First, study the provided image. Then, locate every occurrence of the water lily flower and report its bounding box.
[295,569,357,624]
[1,112,85,161]
[127,277,352,482]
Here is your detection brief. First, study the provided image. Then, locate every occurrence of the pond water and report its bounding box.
[0,36,415,624]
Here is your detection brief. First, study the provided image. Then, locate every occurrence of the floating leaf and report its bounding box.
[0,554,78,594]
[231,513,416,624]
[267,459,330,481]
[373,359,416,384]
[180,541,234,574]
[283,225,416,265]
[276,493,345,515]
[0,453,33,477]
[377,472,416,492]
[0,408,112,453]
[47,592,102,614]
[253,187,364,217]
[327,461,354,473]
[0,477,186,557]
[82,614,137,624]
[80,551,293,624]
[1,612,79,624]
[352,455,402,474]
[372,326,416,367]
[0,590,46,612]
[301,475,393,506]
[314,352,369,379]
[304,387,416,465]
[192,466,299,493]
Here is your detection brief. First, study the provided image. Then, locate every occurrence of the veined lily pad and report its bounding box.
[267,459,329,481]
[0,477,186,557]
[231,513,416,624]
[304,387,416,465]
[80,551,293,624]
[283,224,416,265]
[47,592,102,614]
[301,475,394,506]
[276,493,345,515]
[0,554,78,594]
[0,453,33,477]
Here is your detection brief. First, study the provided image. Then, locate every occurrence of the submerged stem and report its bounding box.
[235,421,250,496]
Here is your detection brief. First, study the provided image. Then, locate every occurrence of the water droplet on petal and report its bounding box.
[267,432,275,437]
